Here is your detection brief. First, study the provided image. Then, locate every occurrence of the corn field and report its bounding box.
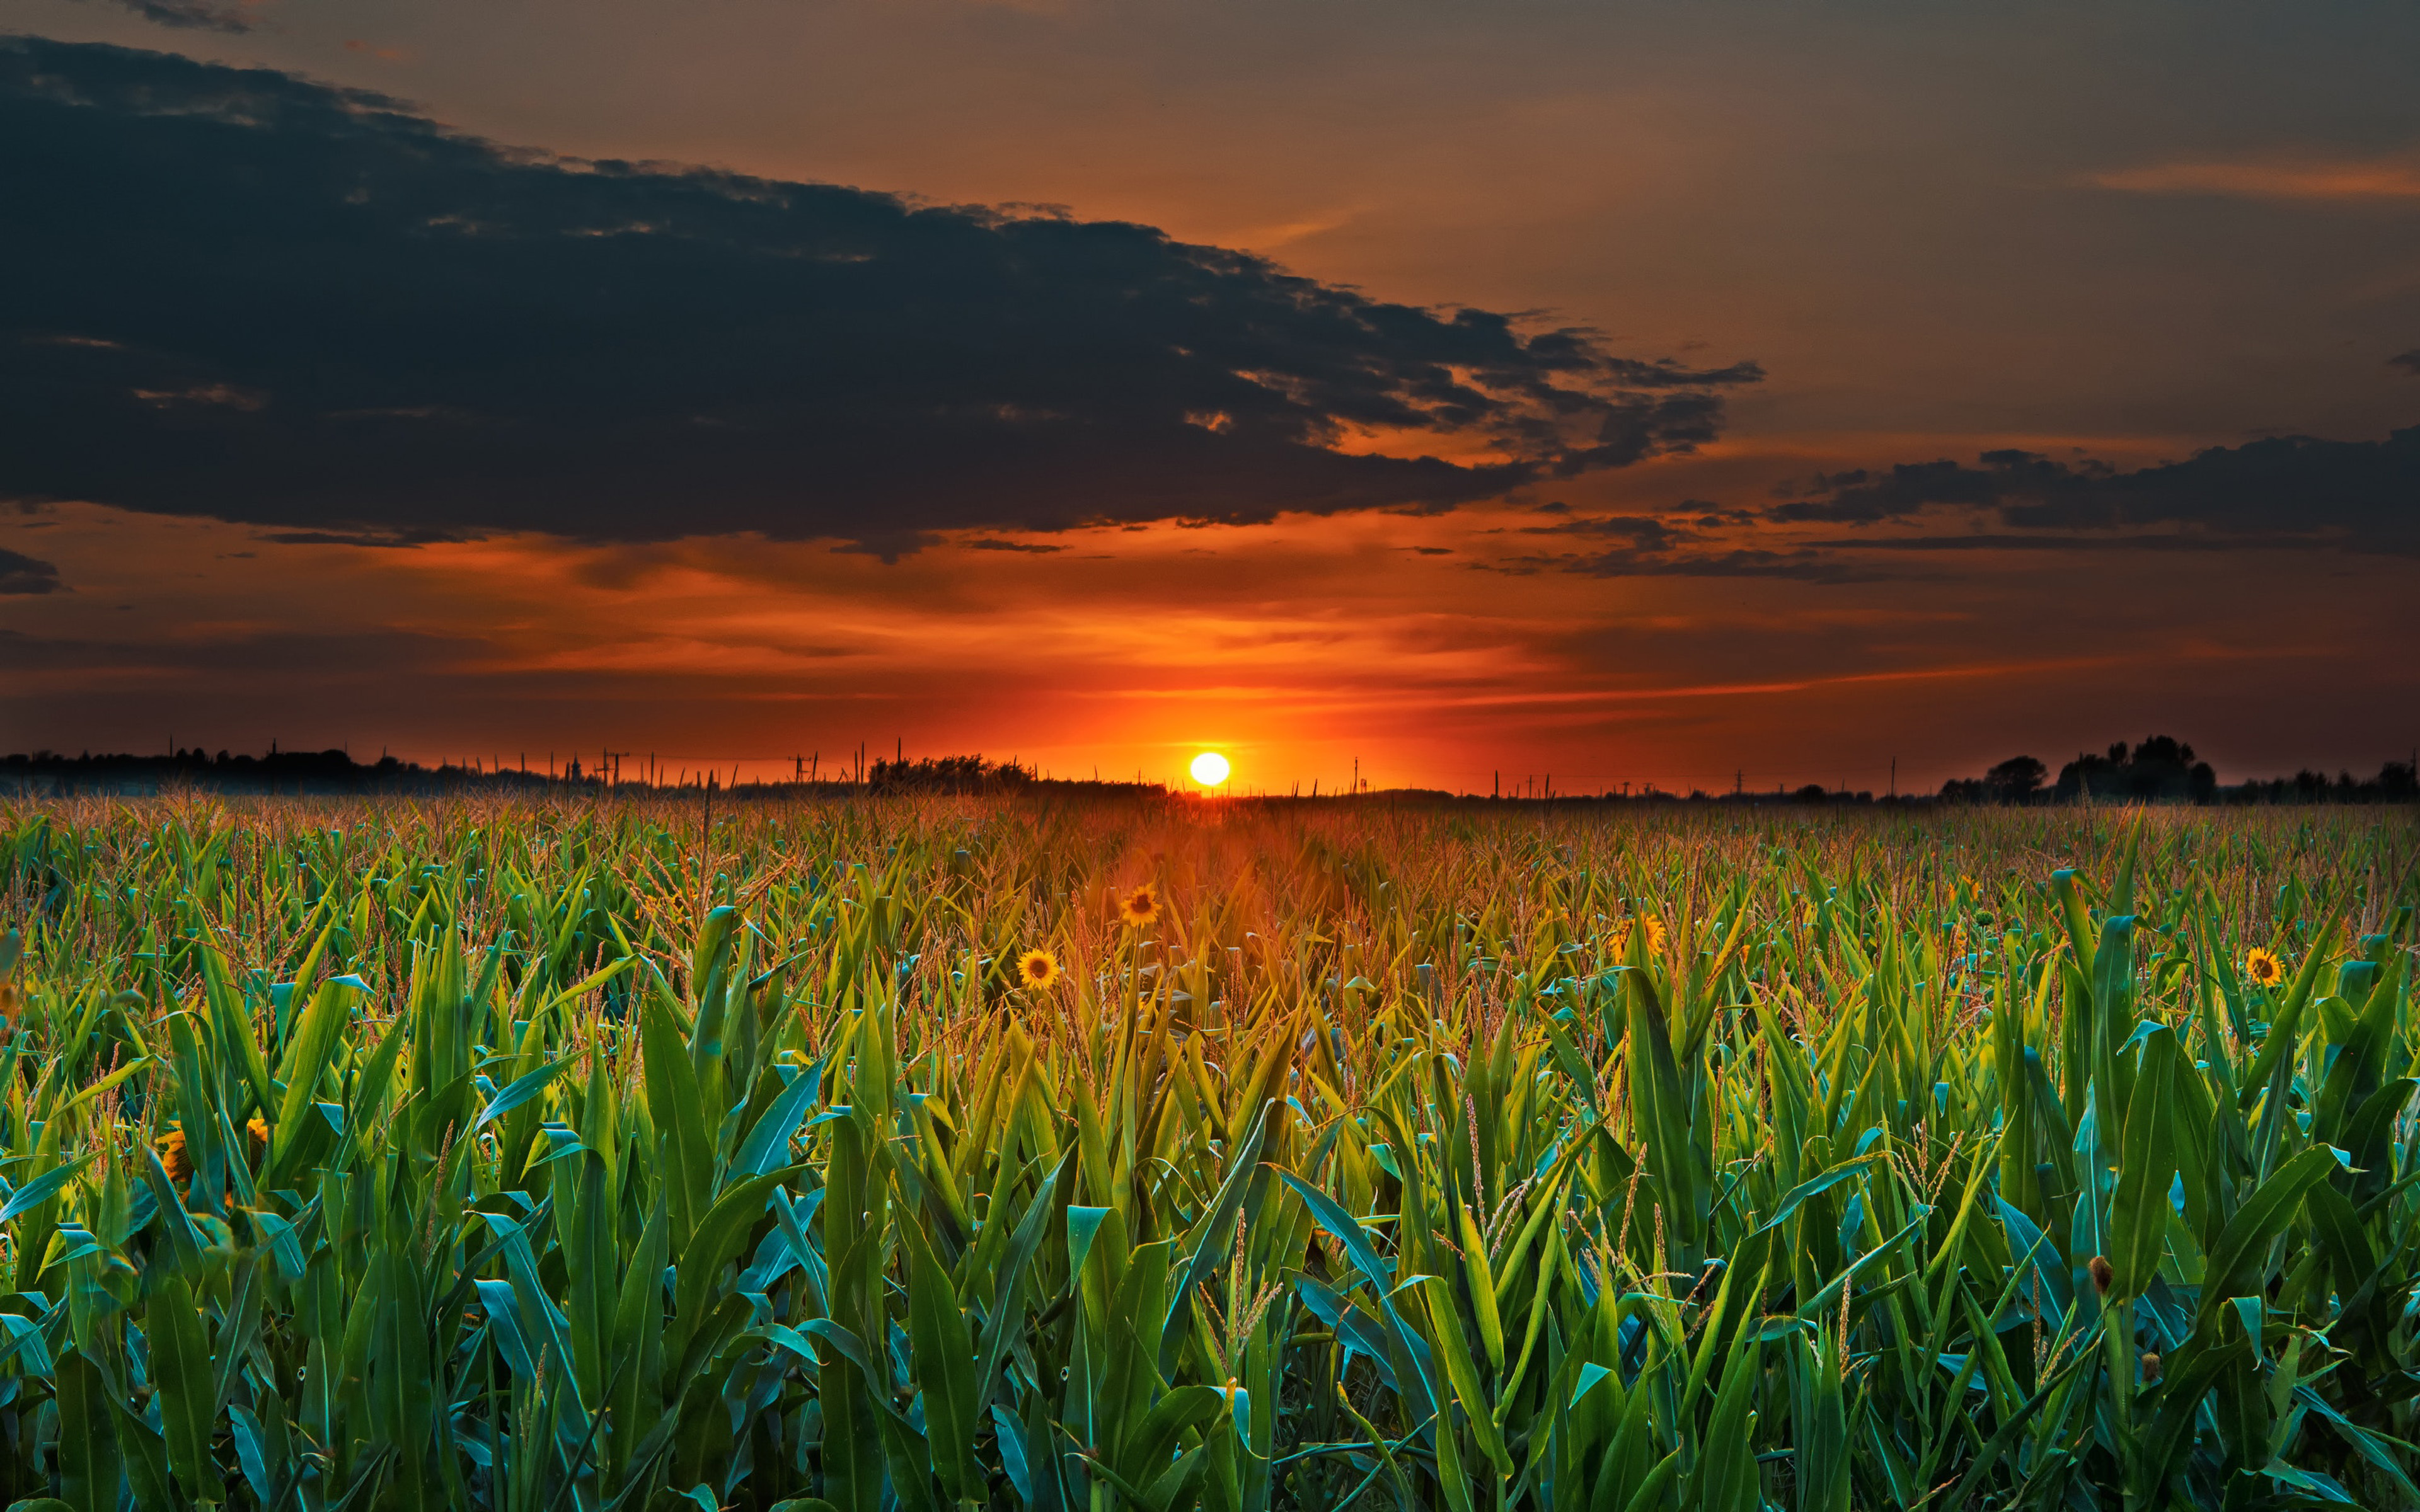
[0,794,2411,1512]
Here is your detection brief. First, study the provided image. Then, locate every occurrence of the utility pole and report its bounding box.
[1735,769,1743,796]
[1889,756,1896,798]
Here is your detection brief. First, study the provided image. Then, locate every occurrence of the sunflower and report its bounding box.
[2244,947,2285,987]
[156,1126,192,1184]
[1119,885,1160,928]
[1618,915,1668,954]
[248,1114,270,1150]
[1016,948,1061,990]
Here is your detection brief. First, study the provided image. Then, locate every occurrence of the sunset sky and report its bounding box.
[4,2,2416,793]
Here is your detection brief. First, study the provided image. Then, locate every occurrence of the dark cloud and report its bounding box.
[1521,513,1693,549]
[1482,513,1876,581]
[1802,532,2336,553]
[1770,428,2420,554]
[1542,546,1876,582]
[253,528,471,547]
[0,625,480,676]
[78,0,254,33]
[2394,350,2420,377]
[960,538,1063,554]
[0,548,62,594]
[0,37,1757,558]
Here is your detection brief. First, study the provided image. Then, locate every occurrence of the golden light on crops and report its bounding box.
[1190,751,1231,787]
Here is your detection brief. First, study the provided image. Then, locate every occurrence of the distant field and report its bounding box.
[0,795,2411,1510]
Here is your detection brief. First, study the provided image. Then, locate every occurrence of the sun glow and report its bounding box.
[1189,751,1231,787]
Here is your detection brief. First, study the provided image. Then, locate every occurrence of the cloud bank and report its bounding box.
[1768,427,2420,556]
[0,549,61,595]
[0,37,1758,556]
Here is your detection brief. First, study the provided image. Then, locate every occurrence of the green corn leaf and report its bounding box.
[899,1210,982,1504]
[269,970,362,1184]
[1418,1274,1512,1475]
[2198,1145,2338,1324]
[147,1276,225,1505]
[54,1349,122,1512]
[2107,1026,2179,1298]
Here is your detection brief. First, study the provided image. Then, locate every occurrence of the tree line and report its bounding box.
[1939,736,2419,805]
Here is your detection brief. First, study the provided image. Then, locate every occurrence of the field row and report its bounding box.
[0,798,2407,1511]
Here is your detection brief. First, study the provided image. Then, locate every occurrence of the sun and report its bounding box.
[1189,751,1231,788]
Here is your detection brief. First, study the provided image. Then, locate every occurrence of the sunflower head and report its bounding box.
[1619,915,1667,954]
[156,1126,192,1184]
[2245,947,2285,987]
[1017,948,1061,990]
[248,1114,270,1147]
[1119,885,1160,928]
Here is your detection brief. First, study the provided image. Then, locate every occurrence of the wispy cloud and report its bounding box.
[77,0,259,33]
[2085,152,2420,202]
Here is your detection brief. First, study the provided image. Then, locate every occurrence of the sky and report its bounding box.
[2,1,2416,794]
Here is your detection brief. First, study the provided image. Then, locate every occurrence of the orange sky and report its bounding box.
[3,3,2417,791]
[10,476,2409,793]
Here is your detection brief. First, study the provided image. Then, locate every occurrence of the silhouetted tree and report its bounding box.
[1985,755,2047,802]
[2055,735,2216,803]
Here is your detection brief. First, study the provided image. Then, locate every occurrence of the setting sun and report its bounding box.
[1189,751,1231,787]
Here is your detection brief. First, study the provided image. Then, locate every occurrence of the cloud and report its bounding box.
[961,538,1063,553]
[0,548,62,594]
[0,37,1758,557]
[1479,513,1877,581]
[2394,350,2420,377]
[1769,428,2420,554]
[2086,153,2420,202]
[1531,546,1875,581]
[0,624,478,676]
[253,527,471,547]
[78,0,255,33]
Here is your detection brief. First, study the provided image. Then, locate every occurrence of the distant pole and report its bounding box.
[1735,769,1742,795]
[1889,757,1896,798]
